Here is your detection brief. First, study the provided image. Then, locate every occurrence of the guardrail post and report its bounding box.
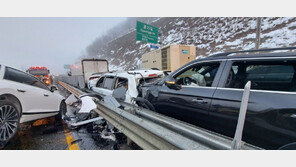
[231,81,251,150]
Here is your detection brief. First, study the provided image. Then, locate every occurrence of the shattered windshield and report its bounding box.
[140,76,164,85]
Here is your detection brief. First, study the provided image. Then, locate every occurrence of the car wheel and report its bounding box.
[278,142,296,150]
[60,100,67,116]
[0,101,20,148]
[55,101,67,125]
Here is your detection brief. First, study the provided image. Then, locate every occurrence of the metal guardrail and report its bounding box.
[58,81,261,150]
[57,75,85,89]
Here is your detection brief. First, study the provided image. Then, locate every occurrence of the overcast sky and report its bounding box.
[0,17,126,74]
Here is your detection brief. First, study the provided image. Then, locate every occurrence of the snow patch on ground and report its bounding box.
[261,27,296,48]
[261,17,293,31]
[109,64,125,71]
[91,17,296,71]
[124,49,136,55]
[175,20,184,26]
[139,43,149,50]
[196,55,206,59]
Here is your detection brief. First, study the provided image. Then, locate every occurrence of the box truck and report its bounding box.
[65,59,109,88]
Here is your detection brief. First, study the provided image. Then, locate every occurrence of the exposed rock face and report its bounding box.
[86,17,296,70]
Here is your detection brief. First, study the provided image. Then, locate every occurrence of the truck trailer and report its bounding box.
[64,59,109,88]
[141,44,196,72]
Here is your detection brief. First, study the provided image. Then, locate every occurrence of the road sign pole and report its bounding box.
[255,18,262,49]
[158,28,163,48]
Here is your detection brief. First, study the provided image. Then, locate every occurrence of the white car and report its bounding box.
[87,72,105,89]
[90,69,164,104]
[0,64,65,146]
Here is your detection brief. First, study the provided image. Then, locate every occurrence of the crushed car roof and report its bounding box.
[102,69,164,78]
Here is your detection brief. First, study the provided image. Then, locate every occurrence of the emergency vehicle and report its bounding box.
[26,66,51,85]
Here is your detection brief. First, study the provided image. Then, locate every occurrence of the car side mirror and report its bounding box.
[50,86,58,92]
[165,81,182,90]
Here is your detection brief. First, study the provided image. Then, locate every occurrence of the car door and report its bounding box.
[27,74,60,112]
[92,76,105,94]
[210,58,296,149]
[153,60,226,129]
[92,76,115,96]
[113,76,131,103]
[3,67,57,114]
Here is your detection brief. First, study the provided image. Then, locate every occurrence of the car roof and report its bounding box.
[102,69,163,78]
[0,64,46,80]
[190,50,296,64]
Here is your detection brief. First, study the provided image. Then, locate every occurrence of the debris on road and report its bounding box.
[78,96,97,113]
[60,88,138,150]
[65,93,79,105]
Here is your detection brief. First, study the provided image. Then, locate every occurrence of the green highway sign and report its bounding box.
[136,21,158,44]
[64,64,71,69]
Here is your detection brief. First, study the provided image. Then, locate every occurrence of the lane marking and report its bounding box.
[63,122,79,150]
[59,82,80,150]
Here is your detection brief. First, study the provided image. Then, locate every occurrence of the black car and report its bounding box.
[141,47,296,150]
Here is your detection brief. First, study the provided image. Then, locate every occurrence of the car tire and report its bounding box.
[0,101,20,148]
[60,100,67,116]
[278,142,296,150]
[55,100,67,125]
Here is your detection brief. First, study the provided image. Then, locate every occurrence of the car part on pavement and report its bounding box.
[78,96,97,113]
[65,93,79,105]
[69,117,104,128]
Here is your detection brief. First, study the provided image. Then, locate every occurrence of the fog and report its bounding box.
[0,17,126,75]
[85,17,159,58]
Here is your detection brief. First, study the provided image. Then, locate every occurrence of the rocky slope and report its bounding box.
[85,17,296,70]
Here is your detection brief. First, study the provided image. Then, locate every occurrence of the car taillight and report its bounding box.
[89,76,99,80]
[148,74,157,77]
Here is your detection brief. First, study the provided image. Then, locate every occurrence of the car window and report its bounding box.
[174,62,220,87]
[30,76,49,90]
[4,67,49,90]
[96,77,105,87]
[139,75,164,85]
[103,76,115,90]
[114,77,128,89]
[4,67,32,84]
[226,60,296,92]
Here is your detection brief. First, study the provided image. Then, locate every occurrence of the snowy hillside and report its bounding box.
[85,17,296,71]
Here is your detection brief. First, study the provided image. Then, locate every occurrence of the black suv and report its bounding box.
[141,47,296,150]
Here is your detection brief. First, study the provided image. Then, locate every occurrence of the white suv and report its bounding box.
[87,72,105,89]
[0,64,65,146]
[90,69,164,104]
